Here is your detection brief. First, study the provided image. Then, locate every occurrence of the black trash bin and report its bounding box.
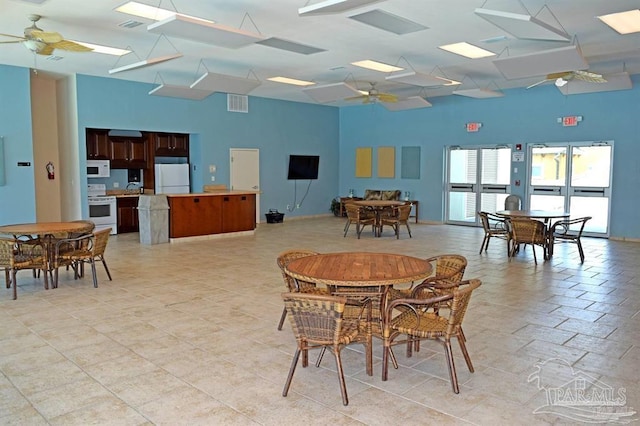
[265,209,285,223]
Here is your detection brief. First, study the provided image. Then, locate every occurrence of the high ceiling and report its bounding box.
[1,0,639,105]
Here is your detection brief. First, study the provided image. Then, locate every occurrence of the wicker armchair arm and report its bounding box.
[383,293,453,329]
[54,233,93,256]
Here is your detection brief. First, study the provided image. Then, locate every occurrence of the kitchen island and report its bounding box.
[166,191,257,241]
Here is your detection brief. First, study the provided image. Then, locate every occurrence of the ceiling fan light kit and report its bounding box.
[298,0,385,16]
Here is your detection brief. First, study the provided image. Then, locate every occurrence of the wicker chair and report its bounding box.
[276,249,327,330]
[379,204,412,239]
[281,292,372,406]
[508,218,548,264]
[382,279,482,393]
[477,211,511,254]
[53,227,112,288]
[344,204,376,239]
[548,216,591,263]
[0,238,48,300]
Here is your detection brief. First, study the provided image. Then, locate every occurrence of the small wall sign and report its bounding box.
[558,115,583,127]
[466,122,482,132]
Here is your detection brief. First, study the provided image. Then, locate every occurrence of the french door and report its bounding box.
[528,141,612,236]
[445,146,512,225]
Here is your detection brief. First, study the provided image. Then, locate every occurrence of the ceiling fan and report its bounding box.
[527,70,607,89]
[347,82,398,104]
[0,14,92,55]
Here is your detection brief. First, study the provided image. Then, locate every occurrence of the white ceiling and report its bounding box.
[1,0,639,105]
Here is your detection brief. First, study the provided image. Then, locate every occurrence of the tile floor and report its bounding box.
[1,217,638,425]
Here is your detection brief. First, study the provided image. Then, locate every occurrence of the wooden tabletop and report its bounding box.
[353,200,405,208]
[284,252,432,287]
[496,210,570,220]
[0,222,91,236]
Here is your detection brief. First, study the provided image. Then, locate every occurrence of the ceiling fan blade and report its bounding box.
[345,95,367,101]
[49,39,93,52]
[573,70,607,83]
[30,30,63,43]
[0,33,27,41]
[546,71,573,80]
[36,44,54,55]
[378,93,398,103]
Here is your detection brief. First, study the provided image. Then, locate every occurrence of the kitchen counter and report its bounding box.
[165,192,257,240]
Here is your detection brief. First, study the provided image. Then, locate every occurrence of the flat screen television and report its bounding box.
[287,155,319,180]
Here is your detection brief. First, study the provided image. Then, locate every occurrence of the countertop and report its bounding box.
[164,191,259,198]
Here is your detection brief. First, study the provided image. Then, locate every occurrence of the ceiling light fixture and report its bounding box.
[597,9,640,34]
[438,42,496,59]
[298,0,385,16]
[115,2,177,21]
[554,78,568,87]
[267,76,315,86]
[351,59,403,73]
[474,7,570,42]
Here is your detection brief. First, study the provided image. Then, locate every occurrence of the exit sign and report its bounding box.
[466,122,482,132]
[559,115,583,127]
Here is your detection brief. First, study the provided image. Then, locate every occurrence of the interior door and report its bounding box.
[230,148,260,223]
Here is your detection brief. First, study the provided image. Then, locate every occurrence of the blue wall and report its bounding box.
[339,78,640,239]
[0,65,36,224]
[75,75,339,219]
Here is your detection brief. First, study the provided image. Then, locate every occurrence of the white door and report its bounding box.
[230,148,260,223]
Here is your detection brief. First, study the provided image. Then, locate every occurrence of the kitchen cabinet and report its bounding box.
[86,129,110,160]
[154,133,189,157]
[167,192,256,239]
[117,196,139,234]
[110,137,148,169]
[221,194,256,233]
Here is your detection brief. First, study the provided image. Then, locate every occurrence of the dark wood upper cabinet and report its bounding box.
[155,133,189,157]
[109,137,148,169]
[86,129,110,160]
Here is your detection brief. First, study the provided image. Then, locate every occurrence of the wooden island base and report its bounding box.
[166,191,257,240]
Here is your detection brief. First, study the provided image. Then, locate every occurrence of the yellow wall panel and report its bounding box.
[355,147,372,177]
[377,146,395,178]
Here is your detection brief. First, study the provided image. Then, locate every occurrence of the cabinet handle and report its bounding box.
[194,198,200,203]
[241,196,246,200]
[223,197,229,201]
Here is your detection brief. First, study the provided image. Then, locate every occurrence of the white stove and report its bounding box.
[88,184,117,235]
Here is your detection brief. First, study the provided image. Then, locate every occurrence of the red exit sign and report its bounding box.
[466,122,482,132]
[560,115,582,127]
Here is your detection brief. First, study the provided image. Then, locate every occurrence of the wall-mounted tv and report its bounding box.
[287,155,319,180]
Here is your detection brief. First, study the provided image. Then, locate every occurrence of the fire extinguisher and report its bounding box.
[46,161,55,180]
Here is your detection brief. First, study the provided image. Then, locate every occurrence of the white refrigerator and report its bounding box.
[155,163,190,194]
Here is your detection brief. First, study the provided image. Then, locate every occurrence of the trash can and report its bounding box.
[504,194,522,211]
[265,209,285,223]
[138,195,170,244]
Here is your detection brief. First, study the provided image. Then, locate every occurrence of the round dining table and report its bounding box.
[284,251,432,376]
[352,200,406,237]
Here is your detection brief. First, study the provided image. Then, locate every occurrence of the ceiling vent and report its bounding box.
[228,94,248,113]
[119,20,144,29]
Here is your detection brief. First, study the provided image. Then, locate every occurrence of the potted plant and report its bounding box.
[330,197,341,217]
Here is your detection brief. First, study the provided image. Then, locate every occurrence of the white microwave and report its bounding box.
[87,160,110,178]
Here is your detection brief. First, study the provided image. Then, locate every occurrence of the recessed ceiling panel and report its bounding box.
[255,38,326,55]
[148,14,265,48]
[557,72,632,95]
[190,72,261,95]
[493,45,588,79]
[299,0,384,16]
[386,71,456,87]
[149,84,213,100]
[452,88,504,98]
[382,96,432,111]
[475,8,570,41]
[303,82,361,103]
[349,9,427,34]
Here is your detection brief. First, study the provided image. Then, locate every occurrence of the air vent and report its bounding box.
[227,94,248,113]
[118,20,143,29]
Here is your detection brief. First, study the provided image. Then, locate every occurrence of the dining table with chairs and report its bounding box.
[351,200,408,237]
